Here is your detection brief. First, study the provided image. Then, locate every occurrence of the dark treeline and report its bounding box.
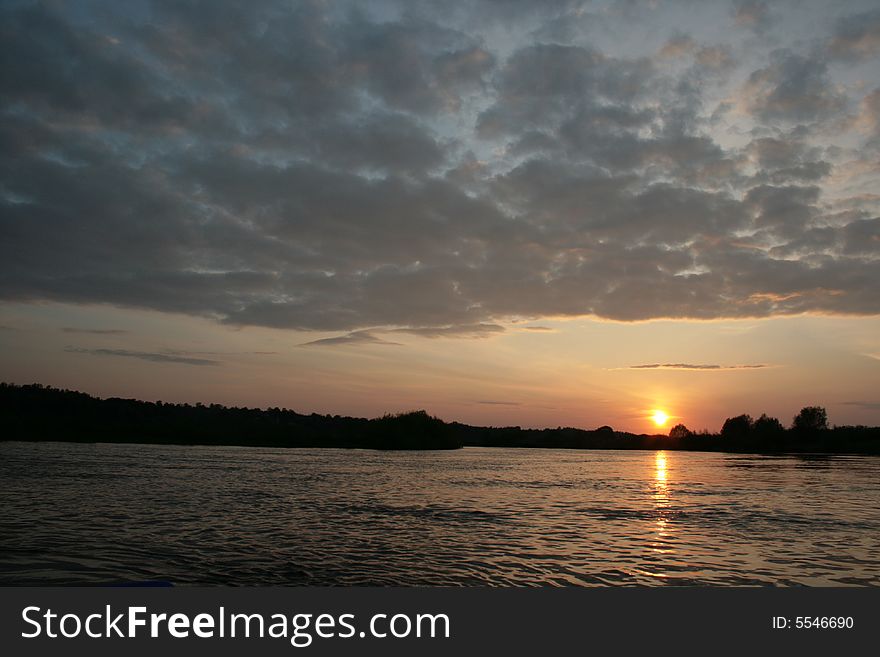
[2,383,880,454]
[1,383,458,450]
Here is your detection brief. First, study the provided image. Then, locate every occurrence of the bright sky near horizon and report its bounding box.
[2,0,879,433]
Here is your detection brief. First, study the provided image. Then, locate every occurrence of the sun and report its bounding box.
[651,410,669,427]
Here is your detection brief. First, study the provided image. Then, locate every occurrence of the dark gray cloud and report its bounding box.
[841,218,880,256]
[414,0,588,28]
[476,43,655,143]
[630,363,769,370]
[65,347,220,366]
[744,137,832,184]
[0,1,877,334]
[745,184,821,237]
[741,50,847,124]
[828,9,880,61]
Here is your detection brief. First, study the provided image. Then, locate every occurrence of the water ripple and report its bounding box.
[1,443,879,586]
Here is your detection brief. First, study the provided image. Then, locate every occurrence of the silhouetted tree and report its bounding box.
[668,423,691,439]
[752,413,784,436]
[792,406,828,432]
[721,414,753,438]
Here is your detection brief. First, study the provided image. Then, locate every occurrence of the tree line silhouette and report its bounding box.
[663,406,880,453]
[1,383,459,450]
[2,383,879,454]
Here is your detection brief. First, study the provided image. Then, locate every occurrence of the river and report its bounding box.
[1,442,878,586]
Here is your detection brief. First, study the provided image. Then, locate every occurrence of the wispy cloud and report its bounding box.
[476,400,521,406]
[840,401,880,411]
[628,363,770,370]
[65,347,220,366]
[303,323,505,346]
[62,327,130,335]
[160,349,279,356]
[518,326,555,332]
[300,331,402,347]
[391,324,505,339]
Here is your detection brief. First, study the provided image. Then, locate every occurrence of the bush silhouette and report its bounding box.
[752,413,784,437]
[792,406,828,432]
[668,423,691,439]
[368,410,459,449]
[721,414,753,439]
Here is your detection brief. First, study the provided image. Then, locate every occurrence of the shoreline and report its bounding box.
[4,438,880,458]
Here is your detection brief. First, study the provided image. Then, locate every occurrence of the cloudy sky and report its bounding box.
[2,0,879,432]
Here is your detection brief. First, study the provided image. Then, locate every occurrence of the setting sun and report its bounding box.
[651,410,669,427]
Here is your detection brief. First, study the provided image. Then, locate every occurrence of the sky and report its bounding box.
[1,0,879,433]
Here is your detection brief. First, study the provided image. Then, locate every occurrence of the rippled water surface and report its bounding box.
[1,441,879,586]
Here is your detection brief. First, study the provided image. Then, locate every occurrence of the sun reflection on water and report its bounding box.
[655,451,667,487]
[651,451,673,556]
